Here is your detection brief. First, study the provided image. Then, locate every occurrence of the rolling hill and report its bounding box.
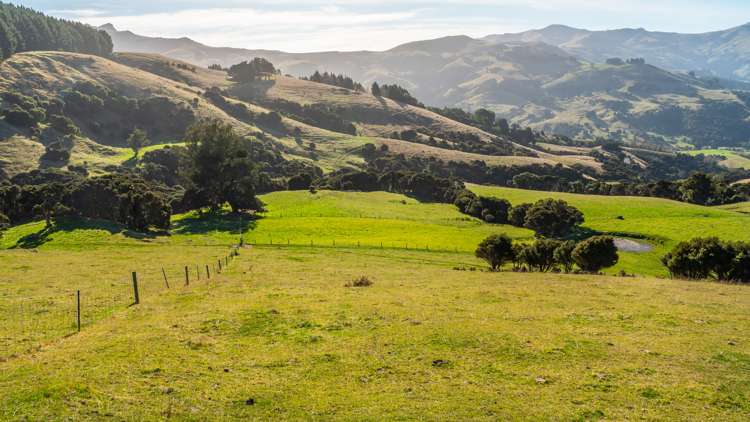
[101,25,750,148]
[485,23,750,83]
[0,50,609,179]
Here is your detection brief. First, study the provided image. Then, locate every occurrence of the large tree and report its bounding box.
[127,128,149,158]
[183,120,262,213]
[523,199,584,238]
[475,234,515,271]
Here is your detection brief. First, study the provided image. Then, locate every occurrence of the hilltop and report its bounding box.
[0,50,611,179]
[101,25,750,148]
[485,23,750,82]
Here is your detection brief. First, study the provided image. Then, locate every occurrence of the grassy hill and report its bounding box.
[0,51,605,179]
[687,149,750,170]
[103,24,750,148]
[1,189,750,419]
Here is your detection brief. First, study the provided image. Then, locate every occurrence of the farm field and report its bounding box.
[717,201,750,214]
[1,245,749,420]
[2,188,750,419]
[469,185,750,276]
[686,149,750,170]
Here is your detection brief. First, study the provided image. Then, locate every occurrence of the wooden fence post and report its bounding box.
[196,265,200,281]
[132,272,140,305]
[162,267,170,289]
[76,290,81,332]
[185,266,190,286]
[218,260,222,273]
[206,264,211,279]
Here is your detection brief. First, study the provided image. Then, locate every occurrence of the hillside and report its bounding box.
[101,25,750,148]
[0,50,608,179]
[485,23,750,83]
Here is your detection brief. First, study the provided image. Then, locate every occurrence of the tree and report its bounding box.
[288,173,312,190]
[572,236,619,273]
[508,203,532,227]
[679,173,716,205]
[475,234,515,271]
[474,108,496,128]
[371,82,381,97]
[184,120,262,213]
[228,58,276,83]
[524,199,584,238]
[517,239,561,272]
[554,241,577,273]
[127,128,149,158]
[661,237,736,280]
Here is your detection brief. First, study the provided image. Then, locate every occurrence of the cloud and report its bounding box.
[52,1,750,52]
[75,6,521,52]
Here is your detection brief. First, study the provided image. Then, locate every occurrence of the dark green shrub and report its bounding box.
[662,238,744,281]
[517,239,561,272]
[524,199,584,238]
[475,234,515,271]
[554,240,577,273]
[49,114,80,135]
[509,203,531,227]
[572,236,619,273]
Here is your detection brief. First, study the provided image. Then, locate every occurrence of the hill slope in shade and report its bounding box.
[0,51,603,178]
[485,23,750,82]
[101,25,750,148]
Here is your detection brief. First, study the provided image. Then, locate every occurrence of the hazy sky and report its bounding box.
[15,0,750,52]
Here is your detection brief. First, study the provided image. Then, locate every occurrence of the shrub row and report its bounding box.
[476,234,619,273]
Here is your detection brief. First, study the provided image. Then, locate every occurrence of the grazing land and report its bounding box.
[2,189,750,419]
[686,149,750,170]
[469,185,750,276]
[1,244,749,420]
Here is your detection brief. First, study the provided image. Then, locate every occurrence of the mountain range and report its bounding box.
[101,24,750,148]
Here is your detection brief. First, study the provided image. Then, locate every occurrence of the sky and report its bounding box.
[14,0,750,52]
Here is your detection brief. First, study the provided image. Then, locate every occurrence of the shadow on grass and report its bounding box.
[12,218,161,249]
[171,210,257,236]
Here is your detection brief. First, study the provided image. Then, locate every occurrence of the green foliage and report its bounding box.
[523,199,584,238]
[553,240,577,273]
[475,234,514,271]
[508,203,532,227]
[572,236,619,273]
[454,191,511,223]
[48,114,79,135]
[517,239,561,272]
[662,238,750,282]
[184,120,262,213]
[0,171,171,232]
[127,128,149,158]
[228,58,277,83]
[305,71,365,92]
[0,2,112,60]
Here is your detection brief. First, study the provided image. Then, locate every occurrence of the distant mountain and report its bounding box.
[100,25,750,148]
[484,23,750,82]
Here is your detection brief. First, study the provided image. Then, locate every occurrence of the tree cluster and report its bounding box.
[0,3,112,60]
[662,238,750,283]
[304,71,365,92]
[0,170,171,231]
[371,82,424,107]
[476,234,618,273]
[228,58,277,83]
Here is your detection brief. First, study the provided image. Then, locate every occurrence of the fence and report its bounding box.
[245,237,466,254]
[1,244,241,360]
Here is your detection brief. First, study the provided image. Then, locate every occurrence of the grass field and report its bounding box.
[1,245,749,420]
[2,188,750,419]
[469,185,750,276]
[686,149,750,170]
[717,201,750,214]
